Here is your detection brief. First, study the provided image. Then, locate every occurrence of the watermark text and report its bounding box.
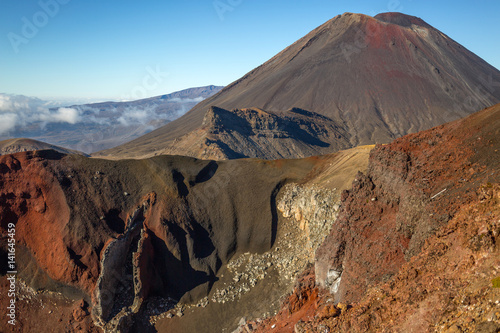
[213,0,243,21]
[7,0,72,53]
[6,222,17,326]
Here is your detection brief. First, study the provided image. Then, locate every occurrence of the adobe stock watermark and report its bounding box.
[7,0,72,54]
[213,0,243,21]
[368,0,404,18]
[120,65,169,101]
[6,222,17,326]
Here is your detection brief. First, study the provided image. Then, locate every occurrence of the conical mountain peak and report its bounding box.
[96,12,500,160]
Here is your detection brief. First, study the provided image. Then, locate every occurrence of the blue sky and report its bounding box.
[1,0,499,102]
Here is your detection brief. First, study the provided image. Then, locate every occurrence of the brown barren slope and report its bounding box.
[96,12,500,160]
[99,107,352,160]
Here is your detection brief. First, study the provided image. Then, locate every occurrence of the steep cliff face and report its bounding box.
[109,106,351,160]
[315,103,500,304]
[249,103,500,332]
[228,148,371,333]
[315,185,500,332]
[278,184,341,255]
[250,184,500,332]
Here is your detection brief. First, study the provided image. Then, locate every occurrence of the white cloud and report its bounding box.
[169,96,204,103]
[38,107,81,124]
[0,93,207,135]
[0,113,19,135]
[0,94,85,134]
[116,106,164,126]
[117,109,149,126]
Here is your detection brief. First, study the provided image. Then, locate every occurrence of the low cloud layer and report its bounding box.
[0,93,206,136]
[0,94,80,135]
[169,97,204,103]
[117,108,154,126]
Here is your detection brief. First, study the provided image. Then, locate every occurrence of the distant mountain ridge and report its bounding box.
[80,85,222,112]
[97,12,500,159]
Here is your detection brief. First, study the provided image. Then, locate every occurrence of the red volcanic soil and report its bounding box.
[248,266,319,333]
[251,103,500,332]
[0,151,99,294]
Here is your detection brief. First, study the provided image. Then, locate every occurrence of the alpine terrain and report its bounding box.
[96,12,500,160]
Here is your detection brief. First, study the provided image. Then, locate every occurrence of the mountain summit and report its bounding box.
[97,12,500,159]
[373,12,433,28]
